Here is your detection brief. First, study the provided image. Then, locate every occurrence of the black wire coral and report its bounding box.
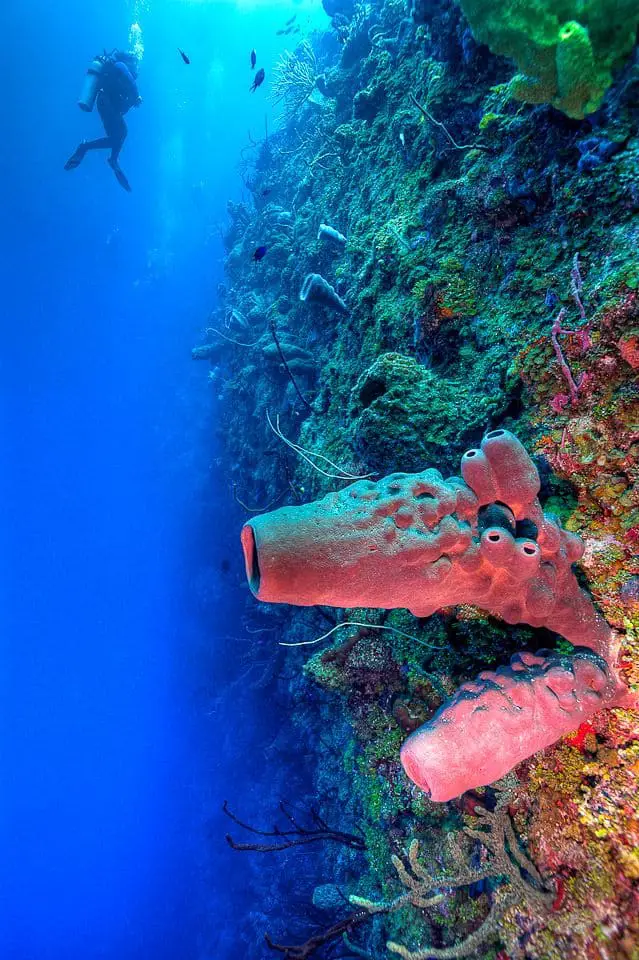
[223,799,367,853]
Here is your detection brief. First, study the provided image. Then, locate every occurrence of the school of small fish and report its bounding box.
[175,16,313,261]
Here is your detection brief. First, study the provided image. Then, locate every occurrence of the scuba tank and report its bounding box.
[77,55,108,112]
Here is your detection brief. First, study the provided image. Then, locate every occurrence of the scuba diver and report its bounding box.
[65,50,142,192]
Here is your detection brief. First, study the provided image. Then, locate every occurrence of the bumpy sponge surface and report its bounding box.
[401,648,628,801]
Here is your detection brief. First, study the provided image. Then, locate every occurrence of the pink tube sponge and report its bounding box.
[460,429,540,518]
[400,648,629,802]
[242,430,609,652]
[241,468,476,611]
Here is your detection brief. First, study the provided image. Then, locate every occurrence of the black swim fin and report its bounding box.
[108,157,132,192]
[64,142,87,170]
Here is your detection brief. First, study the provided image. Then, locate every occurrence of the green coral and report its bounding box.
[350,352,511,474]
[458,0,639,118]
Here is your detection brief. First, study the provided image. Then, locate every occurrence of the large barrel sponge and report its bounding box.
[458,0,639,118]
[401,647,630,801]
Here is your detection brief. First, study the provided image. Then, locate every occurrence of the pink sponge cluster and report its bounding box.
[241,429,629,800]
[242,430,610,656]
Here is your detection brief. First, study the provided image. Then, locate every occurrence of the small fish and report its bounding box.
[250,48,256,69]
[285,14,297,25]
[178,48,190,64]
[253,245,268,261]
[250,67,265,92]
[261,187,272,196]
[220,558,231,574]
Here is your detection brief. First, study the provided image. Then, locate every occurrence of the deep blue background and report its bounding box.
[0,1,327,957]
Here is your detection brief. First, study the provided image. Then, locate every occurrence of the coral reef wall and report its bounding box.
[196,2,639,957]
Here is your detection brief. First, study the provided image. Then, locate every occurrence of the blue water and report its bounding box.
[1,2,326,957]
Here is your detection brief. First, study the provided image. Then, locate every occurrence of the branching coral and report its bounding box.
[259,804,553,959]
[223,799,366,852]
[409,92,489,154]
[351,805,554,959]
[265,910,371,959]
[270,40,318,117]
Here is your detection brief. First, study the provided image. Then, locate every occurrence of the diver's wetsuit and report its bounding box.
[65,56,140,191]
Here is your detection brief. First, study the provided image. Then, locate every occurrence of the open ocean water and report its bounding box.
[1,2,326,957]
